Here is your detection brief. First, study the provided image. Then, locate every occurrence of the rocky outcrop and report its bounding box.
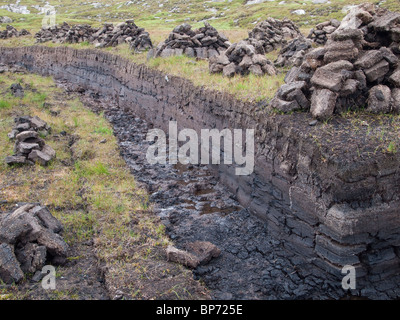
[307,19,340,45]
[35,20,152,52]
[151,22,230,59]
[0,25,30,39]
[5,116,55,166]
[275,36,313,68]
[272,4,400,119]
[247,18,302,53]
[209,40,276,77]
[0,204,67,284]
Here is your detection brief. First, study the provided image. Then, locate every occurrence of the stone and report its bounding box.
[15,243,47,273]
[323,47,359,63]
[278,81,307,100]
[7,130,19,140]
[184,47,195,58]
[324,39,356,52]
[262,63,276,76]
[36,229,68,258]
[166,245,200,268]
[311,68,343,92]
[160,48,175,58]
[5,155,28,166]
[214,53,230,66]
[30,116,48,131]
[223,63,236,77]
[391,88,400,113]
[0,243,24,284]
[379,47,398,67]
[209,62,224,74]
[354,50,383,69]
[320,60,353,73]
[364,60,390,82]
[271,97,300,113]
[310,89,338,120]
[367,85,392,113]
[15,131,38,142]
[239,55,253,69]
[287,88,310,109]
[252,54,268,66]
[248,64,263,76]
[284,66,300,83]
[28,150,53,166]
[10,83,24,98]
[330,29,363,42]
[322,26,336,34]
[0,204,38,244]
[369,11,400,33]
[31,206,63,233]
[16,123,30,132]
[305,47,326,60]
[340,79,359,96]
[185,241,221,265]
[17,142,40,154]
[389,68,400,87]
[195,47,208,59]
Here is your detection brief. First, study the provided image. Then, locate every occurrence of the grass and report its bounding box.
[0,72,208,300]
[0,100,11,109]
[1,0,399,31]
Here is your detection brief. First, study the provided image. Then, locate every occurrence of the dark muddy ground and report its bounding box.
[74,86,344,300]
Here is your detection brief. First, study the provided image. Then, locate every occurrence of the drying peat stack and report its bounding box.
[152,22,230,59]
[5,115,55,166]
[271,4,400,120]
[0,204,67,284]
[0,25,30,39]
[247,18,302,53]
[35,20,152,52]
[274,36,313,68]
[35,22,97,44]
[91,20,152,52]
[209,39,276,77]
[307,19,341,45]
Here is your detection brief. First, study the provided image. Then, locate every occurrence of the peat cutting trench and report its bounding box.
[1,46,400,299]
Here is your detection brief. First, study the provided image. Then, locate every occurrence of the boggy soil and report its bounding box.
[74,85,346,300]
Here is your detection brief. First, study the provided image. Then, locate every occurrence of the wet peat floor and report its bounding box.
[76,89,342,300]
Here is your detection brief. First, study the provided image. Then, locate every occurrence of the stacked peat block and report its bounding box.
[247,18,302,53]
[209,40,276,77]
[274,36,313,68]
[35,20,152,52]
[271,4,400,120]
[307,19,340,45]
[0,204,68,284]
[35,22,98,44]
[5,116,56,166]
[90,20,153,52]
[0,25,30,39]
[152,22,230,59]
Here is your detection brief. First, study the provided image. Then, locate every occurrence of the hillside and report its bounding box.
[1,0,400,32]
